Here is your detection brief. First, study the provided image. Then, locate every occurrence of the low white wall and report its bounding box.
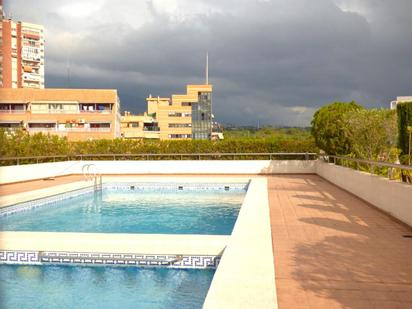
[0,160,316,184]
[0,161,79,184]
[316,161,412,227]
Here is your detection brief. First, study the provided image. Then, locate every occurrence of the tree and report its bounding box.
[342,109,398,160]
[311,101,363,155]
[396,102,412,165]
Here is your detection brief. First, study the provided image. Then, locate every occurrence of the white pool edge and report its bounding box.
[203,178,277,309]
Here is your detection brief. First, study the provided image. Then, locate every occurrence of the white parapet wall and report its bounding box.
[316,160,412,227]
[0,160,316,184]
[0,161,79,184]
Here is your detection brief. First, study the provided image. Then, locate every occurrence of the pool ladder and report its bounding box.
[82,163,102,191]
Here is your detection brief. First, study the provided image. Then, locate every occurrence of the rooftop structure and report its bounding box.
[1,2,45,89]
[121,54,223,140]
[121,84,221,140]
[390,96,412,110]
[0,88,121,140]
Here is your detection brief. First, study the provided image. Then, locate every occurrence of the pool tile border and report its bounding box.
[0,186,94,217]
[0,250,40,265]
[0,250,220,269]
[104,182,248,192]
[0,182,248,217]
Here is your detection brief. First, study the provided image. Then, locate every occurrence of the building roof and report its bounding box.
[0,88,118,104]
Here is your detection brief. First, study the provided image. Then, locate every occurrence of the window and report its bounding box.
[129,122,139,128]
[168,134,192,139]
[168,112,192,117]
[181,102,192,106]
[168,123,191,128]
[90,123,110,128]
[49,104,63,110]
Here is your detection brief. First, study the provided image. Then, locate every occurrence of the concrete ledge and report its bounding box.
[316,161,412,227]
[204,178,277,309]
[0,180,92,208]
[0,231,228,256]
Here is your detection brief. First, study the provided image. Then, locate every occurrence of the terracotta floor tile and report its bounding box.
[268,175,412,309]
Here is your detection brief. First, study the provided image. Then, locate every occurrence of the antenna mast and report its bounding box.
[205,52,209,85]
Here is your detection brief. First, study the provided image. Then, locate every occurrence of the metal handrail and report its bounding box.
[0,152,318,165]
[320,155,412,172]
[82,163,102,191]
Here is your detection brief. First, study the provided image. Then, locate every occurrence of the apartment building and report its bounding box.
[1,2,45,88]
[0,88,121,140]
[121,84,216,140]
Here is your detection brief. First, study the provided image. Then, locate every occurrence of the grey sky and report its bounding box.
[4,0,412,126]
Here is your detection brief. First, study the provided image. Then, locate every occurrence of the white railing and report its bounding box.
[27,127,56,131]
[80,110,112,114]
[0,110,27,113]
[31,110,112,114]
[32,110,77,114]
[27,127,111,132]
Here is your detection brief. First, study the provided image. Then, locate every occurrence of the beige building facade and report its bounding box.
[0,88,121,140]
[121,84,219,140]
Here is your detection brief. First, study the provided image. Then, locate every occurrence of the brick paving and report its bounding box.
[0,175,85,196]
[268,175,412,309]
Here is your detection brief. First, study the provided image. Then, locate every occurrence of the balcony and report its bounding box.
[27,127,56,132]
[60,127,111,132]
[22,56,41,62]
[34,109,78,114]
[23,74,41,82]
[23,33,40,40]
[27,127,111,133]
[0,109,27,114]
[143,126,160,132]
[79,110,112,114]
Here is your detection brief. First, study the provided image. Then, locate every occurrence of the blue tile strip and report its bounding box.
[104,182,248,192]
[0,250,221,269]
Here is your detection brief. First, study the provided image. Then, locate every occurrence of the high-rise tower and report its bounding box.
[0,0,45,88]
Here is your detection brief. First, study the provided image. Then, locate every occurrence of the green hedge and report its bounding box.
[397,102,412,163]
[0,129,318,165]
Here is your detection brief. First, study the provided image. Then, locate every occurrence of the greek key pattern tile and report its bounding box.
[0,250,221,269]
[0,250,40,265]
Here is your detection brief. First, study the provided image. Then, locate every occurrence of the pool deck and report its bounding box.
[268,175,412,309]
[1,174,412,308]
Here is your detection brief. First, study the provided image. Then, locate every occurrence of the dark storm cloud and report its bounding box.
[4,0,412,126]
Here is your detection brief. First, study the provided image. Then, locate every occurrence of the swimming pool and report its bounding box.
[0,180,253,308]
[0,182,246,235]
[0,264,214,309]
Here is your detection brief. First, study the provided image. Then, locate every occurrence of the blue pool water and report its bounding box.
[0,189,244,234]
[0,265,214,309]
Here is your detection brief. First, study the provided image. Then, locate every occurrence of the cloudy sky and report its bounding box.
[4,0,412,126]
